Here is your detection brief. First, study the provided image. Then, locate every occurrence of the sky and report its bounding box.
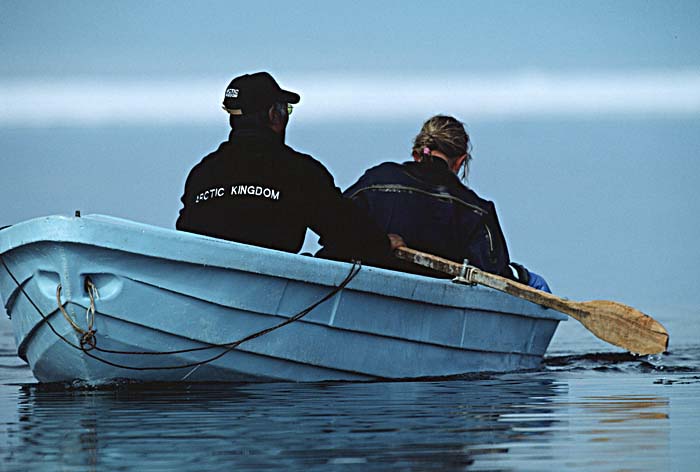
[1,0,699,319]
[2,1,699,75]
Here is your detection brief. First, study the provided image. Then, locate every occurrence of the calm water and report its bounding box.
[1,306,699,471]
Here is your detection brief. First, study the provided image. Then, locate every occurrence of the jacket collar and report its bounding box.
[403,159,464,188]
[228,126,283,144]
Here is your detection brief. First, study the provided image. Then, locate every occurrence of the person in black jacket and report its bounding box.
[176,72,403,262]
[325,114,550,291]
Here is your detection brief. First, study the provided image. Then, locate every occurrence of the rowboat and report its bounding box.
[0,214,565,384]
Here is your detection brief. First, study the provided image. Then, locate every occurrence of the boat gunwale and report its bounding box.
[0,214,566,322]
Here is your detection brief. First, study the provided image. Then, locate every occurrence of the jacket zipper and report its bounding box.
[350,184,488,216]
[484,223,495,254]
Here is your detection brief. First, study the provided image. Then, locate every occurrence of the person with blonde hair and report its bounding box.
[326,115,549,290]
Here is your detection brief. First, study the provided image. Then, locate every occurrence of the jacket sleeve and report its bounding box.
[175,165,198,232]
[466,202,513,278]
[175,174,193,231]
[309,164,390,263]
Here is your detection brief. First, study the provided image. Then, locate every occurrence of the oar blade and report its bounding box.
[574,300,669,355]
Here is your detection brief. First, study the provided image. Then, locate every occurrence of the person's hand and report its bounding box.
[510,262,551,293]
[527,271,551,293]
[387,233,406,250]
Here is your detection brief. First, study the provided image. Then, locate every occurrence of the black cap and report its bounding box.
[222,72,300,115]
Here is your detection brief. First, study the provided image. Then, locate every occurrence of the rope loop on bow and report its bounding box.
[56,277,99,351]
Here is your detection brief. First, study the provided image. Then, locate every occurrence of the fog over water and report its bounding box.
[3,71,700,125]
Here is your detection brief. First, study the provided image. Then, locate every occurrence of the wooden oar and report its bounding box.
[395,247,669,355]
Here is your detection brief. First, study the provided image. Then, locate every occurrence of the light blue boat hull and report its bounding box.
[0,215,565,383]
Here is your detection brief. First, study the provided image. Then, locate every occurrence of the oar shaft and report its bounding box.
[467,268,581,319]
[394,247,669,354]
[396,247,572,315]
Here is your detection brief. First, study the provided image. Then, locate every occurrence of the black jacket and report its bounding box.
[335,159,512,277]
[176,128,390,261]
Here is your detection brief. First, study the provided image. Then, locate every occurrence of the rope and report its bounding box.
[56,285,86,334]
[56,279,99,350]
[0,253,361,372]
[92,264,359,357]
[83,278,98,350]
[85,260,362,369]
[1,255,86,355]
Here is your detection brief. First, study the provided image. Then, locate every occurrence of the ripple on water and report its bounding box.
[1,372,697,471]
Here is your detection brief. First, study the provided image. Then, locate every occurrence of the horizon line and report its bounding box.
[2,70,700,126]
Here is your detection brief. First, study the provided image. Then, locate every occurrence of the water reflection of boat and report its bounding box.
[3,378,563,470]
[0,215,564,383]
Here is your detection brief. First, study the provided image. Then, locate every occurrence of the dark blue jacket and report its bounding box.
[336,159,512,277]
